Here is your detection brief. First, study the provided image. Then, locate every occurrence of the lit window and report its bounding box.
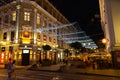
[49,37,52,42]
[37,14,40,24]
[12,11,16,21]
[42,21,45,26]
[24,12,30,21]
[43,35,46,41]
[37,33,41,39]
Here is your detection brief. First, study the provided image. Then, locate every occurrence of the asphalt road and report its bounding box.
[0,69,120,80]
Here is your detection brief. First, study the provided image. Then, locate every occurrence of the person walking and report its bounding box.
[12,60,17,80]
[7,58,12,80]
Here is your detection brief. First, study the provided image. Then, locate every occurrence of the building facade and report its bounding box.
[99,0,120,68]
[99,0,120,51]
[0,0,76,65]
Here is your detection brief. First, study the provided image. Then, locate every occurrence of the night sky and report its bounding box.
[48,0,104,46]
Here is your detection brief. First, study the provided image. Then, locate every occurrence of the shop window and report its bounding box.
[1,47,5,52]
[24,12,30,21]
[9,46,13,52]
[3,32,7,40]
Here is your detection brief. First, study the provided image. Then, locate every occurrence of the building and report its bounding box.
[0,0,76,65]
[99,0,120,51]
[99,0,120,68]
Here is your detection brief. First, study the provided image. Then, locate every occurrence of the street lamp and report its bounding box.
[102,38,108,44]
[102,38,109,53]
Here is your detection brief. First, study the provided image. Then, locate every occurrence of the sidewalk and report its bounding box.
[31,64,120,78]
[66,68,120,77]
[28,64,120,77]
[0,64,30,69]
[1,64,120,78]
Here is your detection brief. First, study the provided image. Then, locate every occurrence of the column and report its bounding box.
[34,9,37,44]
[40,15,44,45]
[46,19,49,44]
[15,4,21,43]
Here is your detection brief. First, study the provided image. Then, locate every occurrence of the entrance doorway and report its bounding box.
[22,49,30,65]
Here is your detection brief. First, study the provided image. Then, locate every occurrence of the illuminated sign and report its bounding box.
[23,50,29,54]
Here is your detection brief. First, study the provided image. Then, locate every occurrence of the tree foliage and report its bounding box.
[63,49,70,57]
[63,49,70,53]
[42,45,51,51]
[70,42,82,50]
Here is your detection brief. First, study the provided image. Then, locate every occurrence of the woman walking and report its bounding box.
[7,58,12,80]
[12,60,17,80]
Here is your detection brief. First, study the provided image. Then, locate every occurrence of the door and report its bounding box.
[22,49,30,66]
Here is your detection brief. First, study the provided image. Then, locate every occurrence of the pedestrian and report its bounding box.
[12,60,17,80]
[67,62,71,70]
[65,57,68,64]
[7,58,12,80]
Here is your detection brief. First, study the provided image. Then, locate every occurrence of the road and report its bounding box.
[0,69,120,80]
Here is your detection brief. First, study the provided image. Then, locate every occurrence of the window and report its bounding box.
[53,39,56,43]
[37,14,40,25]
[9,46,13,52]
[37,33,41,39]
[3,32,7,40]
[42,20,45,26]
[43,35,46,41]
[11,31,15,41]
[12,11,16,21]
[24,12,30,21]
[49,37,52,42]
[5,15,9,23]
[2,47,5,52]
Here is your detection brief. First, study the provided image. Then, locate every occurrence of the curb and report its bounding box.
[75,72,120,78]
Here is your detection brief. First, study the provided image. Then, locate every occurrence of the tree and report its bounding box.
[70,42,82,50]
[70,42,82,55]
[63,49,70,57]
[42,45,51,59]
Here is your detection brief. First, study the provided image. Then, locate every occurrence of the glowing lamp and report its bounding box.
[24,32,29,37]
[102,38,108,44]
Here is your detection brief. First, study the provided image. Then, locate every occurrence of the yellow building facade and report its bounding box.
[0,0,74,65]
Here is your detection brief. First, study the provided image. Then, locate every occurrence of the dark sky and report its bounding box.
[48,0,104,45]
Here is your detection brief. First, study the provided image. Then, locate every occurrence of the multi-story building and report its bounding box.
[99,0,120,51]
[99,0,120,68]
[0,0,76,65]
